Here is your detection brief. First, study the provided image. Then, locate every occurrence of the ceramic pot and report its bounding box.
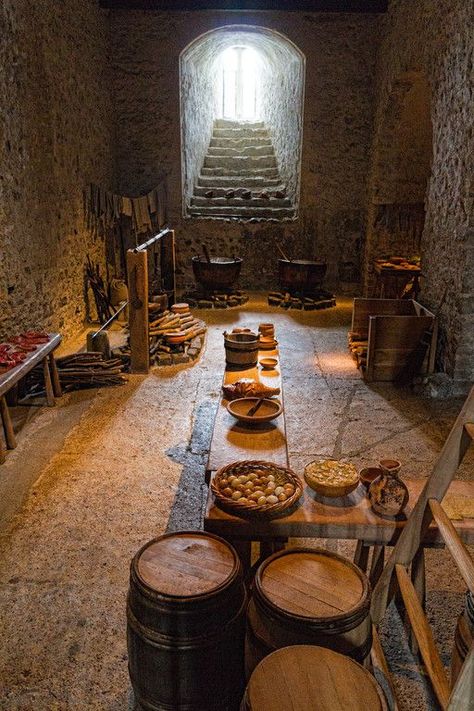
[368,459,409,517]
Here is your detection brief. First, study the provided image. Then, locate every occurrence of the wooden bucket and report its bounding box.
[241,645,387,711]
[451,591,474,687]
[127,531,247,711]
[224,332,259,370]
[245,548,372,677]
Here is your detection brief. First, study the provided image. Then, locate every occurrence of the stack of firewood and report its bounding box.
[149,304,206,359]
[28,352,127,391]
[348,331,368,370]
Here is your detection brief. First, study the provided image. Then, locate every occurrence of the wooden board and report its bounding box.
[260,551,364,617]
[0,334,61,398]
[137,532,236,596]
[243,645,385,711]
[206,347,288,475]
[204,477,474,546]
[127,249,149,374]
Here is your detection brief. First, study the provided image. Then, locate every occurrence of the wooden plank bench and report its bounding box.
[0,333,62,462]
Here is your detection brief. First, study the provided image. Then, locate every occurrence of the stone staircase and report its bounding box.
[189,120,295,219]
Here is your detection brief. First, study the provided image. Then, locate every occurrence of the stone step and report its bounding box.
[194,183,285,196]
[213,128,269,139]
[201,166,280,178]
[204,155,277,170]
[188,205,296,219]
[197,175,282,188]
[207,145,275,157]
[214,119,265,130]
[191,195,292,208]
[210,137,272,149]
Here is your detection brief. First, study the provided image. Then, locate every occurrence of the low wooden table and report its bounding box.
[373,262,421,299]
[206,345,288,481]
[204,476,474,584]
[0,333,62,462]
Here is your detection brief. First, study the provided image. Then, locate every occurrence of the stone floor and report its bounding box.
[0,294,472,710]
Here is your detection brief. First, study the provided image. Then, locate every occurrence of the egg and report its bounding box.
[231,491,242,501]
[248,473,257,481]
[244,488,253,496]
[220,478,229,489]
[239,497,249,504]
[231,479,241,489]
[265,481,276,492]
[278,493,288,502]
[253,479,262,487]
[266,495,278,504]
[238,475,249,484]
[274,486,284,496]
[249,492,260,502]
[257,496,267,505]
[228,475,237,483]
[222,487,233,497]
[267,474,275,481]
[253,490,264,499]
[260,476,269,485]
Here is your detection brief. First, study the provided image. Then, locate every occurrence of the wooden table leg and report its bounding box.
[48,352,62,398]
[354,540,371,573]
[410,547,426,654]
[0,396,17,449]
[232,539,252,575]
[42,357,55,407]
[369,545,385,588]
[0,432,5,464]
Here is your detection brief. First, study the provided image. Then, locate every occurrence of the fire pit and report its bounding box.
[192,256,243,292]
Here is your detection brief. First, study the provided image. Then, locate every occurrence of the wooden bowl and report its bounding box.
[164,331,187,344]
[304,459,359,498]
[227,397,283,424]
[171,303,190,314]
[259,337,278,350]
[259,357,278,370]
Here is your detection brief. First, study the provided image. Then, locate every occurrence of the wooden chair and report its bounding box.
[370,386,474,710]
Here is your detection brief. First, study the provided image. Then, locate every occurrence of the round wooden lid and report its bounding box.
[245,646,384,711]
[137,532,237,597]
[259,550,365,618]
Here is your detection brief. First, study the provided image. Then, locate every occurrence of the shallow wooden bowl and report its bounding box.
[304,459,359,498]
[259,337,278,350]
[259,357,278,370]
[171,303,190,314]
[227,397,283,424]
[164,331,187,344]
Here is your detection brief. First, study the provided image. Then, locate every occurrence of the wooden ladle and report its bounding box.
[247,398,265,417]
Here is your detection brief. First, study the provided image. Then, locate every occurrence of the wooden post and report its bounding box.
[161,229,176,306]
[48,352,62,398]
[0,396,16,449]
[42,358,55,406]
[127,249,149,374]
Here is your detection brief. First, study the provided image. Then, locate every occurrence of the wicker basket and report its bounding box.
[211,460,303,520]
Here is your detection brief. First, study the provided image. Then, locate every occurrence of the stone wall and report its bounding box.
[366,0,474,380]
[0,0,114,342]
[110,10,379,291]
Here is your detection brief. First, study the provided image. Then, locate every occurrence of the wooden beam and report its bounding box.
[99,0,388,12]
[370,626,399,711]
[448,645,474,711]
[429,498,474,595]
[127,249,150,374]
[395,564,450,710]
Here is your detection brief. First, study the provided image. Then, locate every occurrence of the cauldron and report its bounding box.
[192,256,243,291]
[278,259,327,293]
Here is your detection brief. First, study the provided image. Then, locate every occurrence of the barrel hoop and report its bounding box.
[247,617,372,662]
[224,345,259,353]
[127,588,247,650]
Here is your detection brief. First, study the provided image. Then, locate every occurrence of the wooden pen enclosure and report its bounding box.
[352,299,436,382]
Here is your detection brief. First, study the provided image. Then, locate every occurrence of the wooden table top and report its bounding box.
[204,477,474,546]
[0,334,61,398]
[206,346,288,474]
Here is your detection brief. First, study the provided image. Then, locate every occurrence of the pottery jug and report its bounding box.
[368,459,409,517]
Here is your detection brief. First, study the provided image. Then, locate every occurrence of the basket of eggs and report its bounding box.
[211,460,303,520]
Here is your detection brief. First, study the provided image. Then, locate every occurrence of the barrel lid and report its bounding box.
[245,646,385,711]
[136,532,237,597]
[259,550,366,619]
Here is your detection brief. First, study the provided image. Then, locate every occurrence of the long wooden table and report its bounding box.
[206,344,288,480]
[0,333,62,462]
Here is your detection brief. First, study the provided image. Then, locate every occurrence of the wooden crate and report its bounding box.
[351,299,437,382]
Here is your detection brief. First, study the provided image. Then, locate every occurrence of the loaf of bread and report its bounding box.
[222,378,280,400]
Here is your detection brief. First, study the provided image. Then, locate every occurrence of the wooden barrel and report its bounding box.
[451,591,474,687]
[224,332,259,369]
[241,645,387,711]
[245,548,372,677]
[127,531,247,711]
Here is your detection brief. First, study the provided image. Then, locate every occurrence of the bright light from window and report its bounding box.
[217,46,262,120]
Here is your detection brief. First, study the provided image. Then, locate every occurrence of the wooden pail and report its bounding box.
[127,531,247,711]
[245,548,372,677]
[224,332,259,369]
[241,645,387,711]
[451,591,474,688]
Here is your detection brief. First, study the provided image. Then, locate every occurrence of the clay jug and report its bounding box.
[368,459,409,517]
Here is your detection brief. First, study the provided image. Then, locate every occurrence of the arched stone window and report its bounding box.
[180,26,305,221]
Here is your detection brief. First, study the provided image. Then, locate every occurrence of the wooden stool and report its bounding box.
[241,645,388,710]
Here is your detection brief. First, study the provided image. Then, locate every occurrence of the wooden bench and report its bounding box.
[0,333,62,462]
